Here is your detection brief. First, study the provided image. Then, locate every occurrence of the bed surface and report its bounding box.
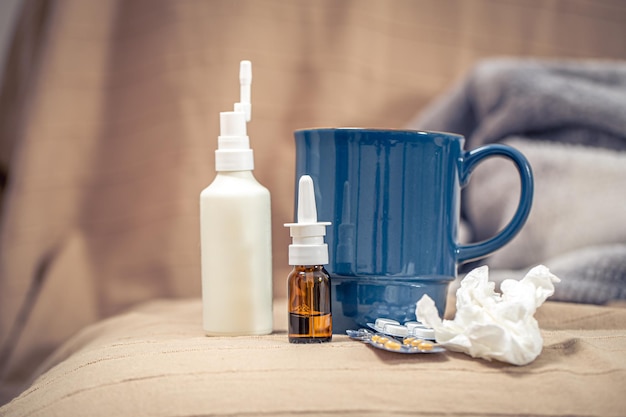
[2,298,624,417]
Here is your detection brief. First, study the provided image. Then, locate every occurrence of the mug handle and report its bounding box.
[456,144,534,264]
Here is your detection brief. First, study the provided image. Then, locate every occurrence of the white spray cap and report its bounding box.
[215,110,253,171]
[284,175,331,266]
[215,61,254,171]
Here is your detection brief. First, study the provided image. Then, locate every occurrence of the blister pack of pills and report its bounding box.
[346,318,445,354]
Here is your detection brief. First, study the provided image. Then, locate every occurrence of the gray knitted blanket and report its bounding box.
[408,58,626,304]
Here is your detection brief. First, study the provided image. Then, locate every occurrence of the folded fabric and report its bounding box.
[412,58,626,150]
[408,58,626,304]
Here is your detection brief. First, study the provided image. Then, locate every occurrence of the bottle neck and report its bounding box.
[216,170,255,178]
[293,265,326,273]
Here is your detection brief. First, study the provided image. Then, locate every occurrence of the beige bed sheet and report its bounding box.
[1,298,625,417]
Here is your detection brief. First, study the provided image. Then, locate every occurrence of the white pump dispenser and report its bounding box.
[285,175,331,266]
[215,108,253,171]
[200,60,273,336]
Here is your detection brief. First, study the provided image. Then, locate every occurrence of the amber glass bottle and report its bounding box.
[285,175,333,343]
[288,265,332,343]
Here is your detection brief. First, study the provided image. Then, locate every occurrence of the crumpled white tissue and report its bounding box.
[416,265,560,366]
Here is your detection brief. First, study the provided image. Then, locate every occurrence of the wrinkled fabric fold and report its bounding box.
[409,59,626,304]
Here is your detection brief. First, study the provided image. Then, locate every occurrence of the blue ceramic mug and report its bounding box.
[293,128,534,333]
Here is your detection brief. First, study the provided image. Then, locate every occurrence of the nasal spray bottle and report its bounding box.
[285,175,332,343]
[200,61,273,335]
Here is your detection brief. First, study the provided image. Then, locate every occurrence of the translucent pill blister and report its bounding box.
[367,318,436,340]
[346,328,445,354]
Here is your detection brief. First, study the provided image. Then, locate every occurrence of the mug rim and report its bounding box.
[294,127,465,140]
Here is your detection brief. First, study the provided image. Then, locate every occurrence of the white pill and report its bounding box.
[382,323,409,337]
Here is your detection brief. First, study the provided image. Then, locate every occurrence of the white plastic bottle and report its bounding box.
[200,61,273,335]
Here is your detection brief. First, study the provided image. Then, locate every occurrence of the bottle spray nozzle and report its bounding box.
[237,60,252,122]
[215,61,254,172]
[296,175,319,224]
[285,175,331,266]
